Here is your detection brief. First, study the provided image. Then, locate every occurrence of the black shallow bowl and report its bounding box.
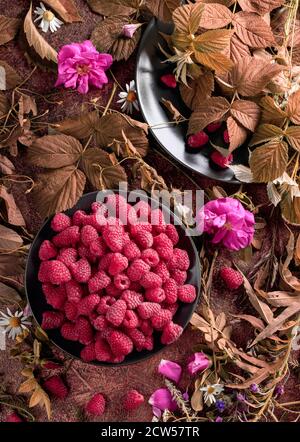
[25,190,201,366]
[135,18,249,184]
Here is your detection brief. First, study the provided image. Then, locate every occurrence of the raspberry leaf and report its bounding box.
[179,71,214,110]
[87,0,137,17]
[287,89,300,125]
[200,3,233,29]
[233,11,275,48]
[238,0,284,15]
[0,185,25,226]
[230,99,261,132]
[0,224,23,252]
[260,96,287,126]
[227,116,248,152]
[0,15,20,46]
[188,96,230,134]
[249,139,288,182]
[285,126,300,151]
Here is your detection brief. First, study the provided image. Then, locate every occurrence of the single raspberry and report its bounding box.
[77,244,96,263]
[121,290,143,309]
[106,282,122,297]
[177,284,197,303]
[81,342,96,362]
[153,261,170,283]
[51,213,71,232]
[102,224,124,252]
[134,230,153,249]
[127,259,150,281]
[108,253,128,276]
[44,375,68,399]
[140,272,162,289]
[42,361,62,369]
[65,280,83,304]
[89,237,106,258]
[163,302,179,316]
[161,321,183,345]
[206,121,222,133]
[133,200,151,222]
[57,247,77,267]
[129,281,142,291]
[160,73,177,88]
[139,319,154,336]
[95,338,113,362]
[69,258,92,283]
[96,296,116,314]
[145,287,165,303]
[151,208,166,234]
[143,335,154,350]
[77,294,100,316]
[61,321,79,341]
[110,354,125,363]
[91,201,108,215]
[72,210,87,226]
[165,224,179,245]
[99,326,114,341]
[38,260,71,285]
[39,240,57,261]
[210,151,233,169]
[168,248,190,271]
[84,213,107,232]
[105,193,127,216]
[187,131,209,148]
[137,302,161,320]
[141,248,160,267]
[130,222,152,237]
[43,283,66,310]
[123,390,144,411]
[127,328,145,351]
[80,225,98,247]
[153,233,173,260]
[163,278,178,304]
[85,393,105,416]
[171,269,187,285]
[122,310,139,329]
[107,330,133,356]
[220,267,243,289]
[88,270,111,292]
[123,241,141,260]
[106,299,127,326]
[41,311,64,330]
[76,316,94,345]
[114,273,130,291]
[123,231,131,244]
[93,315,108,331]
[52,226,80,248]
[98,252,114,271]
[151,309,172,329]
[5,412,24,422]
[223,129,230,143]
[64,301,78,321]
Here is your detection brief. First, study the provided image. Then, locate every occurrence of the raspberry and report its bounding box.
[177,284,197,303]
[44,375,68,399]
[93,315,108,331]
[64,301,78,321]
[137,302,161,320]
[151,208,166,234]
[122,310,139,329]
[165,224,179,245]
[151,309,172,329]
[187,131,209,148]
[133,200,151,222]
[57,247,77,267]
[106,282,122,297]
[96,296,116,314]
[163,278,178,304]
[168,248,190,271]
[220,267,243,290]
[110,354,125,363]
[153,233,173,260]
[123,241,141,260]
[69,258,92,283]
[105,193,127,216]
[78,244,96,263]
[52,226,80,248]
[81,342,96,362]
[223,129,230,143]
[113,273,130,291]
[139,319,153,336]
[76,316,94,345]
[145,287,165,303]
[153,261,170,283]
[85,393,105,416]
[130,222,152,236]
[95,338,113,362]
[127,259,150,281]
[102,224,124,252]
[80,225,98,246]
[51,213,71,232]
[89,237,106,258]
[171,269,187,285]
[161,321,183,345]
[108,253,128,276]
[38,260,71,285]
[121,290,143,309]
[91,201,107,214]
[107,330,133,356]
[106,299,127,326]
[134,230,153,249]
[77,294,100,316]
[127,328,145,351]
[206,121,222,133]
[141,248,160,267]
[41,311,64,330]
[43,283,66,310]
[61,321,79,341]
[65,280,83,304]
[123,390,144,411]
[99,326,114,341]
[98,252,113,271]
[72,210,87,226]
[6,412,24,422]
[88,270,111,292]
[129,281,142,291]
[140,272,162,289]
[210,151,233,169]
[39,240,57,261]
[160,73,177,88]
[163,302,178,316]
[143,335,154,350]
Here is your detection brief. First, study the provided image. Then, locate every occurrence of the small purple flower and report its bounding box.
[250,383,259,393]
[158,359,182,384]
[236,393,246,402]
[215,399,225,412]
[215,416,223,422]
[274,385,284,398]
[187,352,211,376]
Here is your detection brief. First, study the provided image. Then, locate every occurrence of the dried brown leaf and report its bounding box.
[57,111,99,139]
[250,139,288,182]
[0,155,15,175]
[242,275,274,323]
[0,253,25,277]
[160,98,183,122]
[231,99,261,131]
[87,0,137,17]
[233,11,275,48]
[227,116,248,152]
[0,91,9,117]
[179,71,214,110]
[281,195,300,226]
[173,3,203,34]
[287,89,300,125]
[0,185,25,226]
[43,0,82,22]
[285,126,300,151]
[226,34,251,64]
[0,61,22,90]
[233,314,264,330]
[260,96,287,126]
[226,367,270,389]
[0,15,20,45]
[199,3,233,29]
[188,96,230,134]
[0,281,21,305]
[111,27,141,61]
[194,50,233,74]
[250,123,284,146]
[0,224,23,251]
[145,0,181,23]
[91,16,125,54]
[238,0,284,15]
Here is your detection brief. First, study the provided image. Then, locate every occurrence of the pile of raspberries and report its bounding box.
[38,194,197,363]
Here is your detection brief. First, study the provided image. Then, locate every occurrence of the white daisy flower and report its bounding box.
[34,2,63,33]
[200,384,224,406]
[291,325,300,351]
[0,308,31,340]
[117,80,139,114]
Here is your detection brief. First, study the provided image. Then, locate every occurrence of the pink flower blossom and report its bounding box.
[187,352,211,376]
[196,197,255,251]
[158,359,182,384]
[55,40,113,94]
[122,23,140,38]
[149,388,177,416]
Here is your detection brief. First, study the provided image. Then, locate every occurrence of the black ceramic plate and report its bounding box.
[136,19,249,183]
[25,191,201,366]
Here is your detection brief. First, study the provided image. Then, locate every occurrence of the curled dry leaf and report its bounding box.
[226,116,248,152]
[0,185,25,226]
[0,155,15,175]
[43,0,82,22]
[188,96,230,134]
[242,274,274,323]
[111,26,142,61]
[249,123,284,146]
[233,11,275,48]
[179,71,214,110]
[0,224,23,252]
[160,98,183,123]
[0,61,22,90]
[260,96,287,126]
[0,15,20,46]
[0,91,9,117]
[249,139,288,182]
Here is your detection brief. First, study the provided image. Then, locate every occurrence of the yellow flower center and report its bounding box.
[76,64,90,75]
[9,317,21,328]
[43,10,55,22]
[127,90,137,102]
[207,386,215,394]
[224,222,232,230]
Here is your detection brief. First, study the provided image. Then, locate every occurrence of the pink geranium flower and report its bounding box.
[55,40,113,94]
[196,197,255,251]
